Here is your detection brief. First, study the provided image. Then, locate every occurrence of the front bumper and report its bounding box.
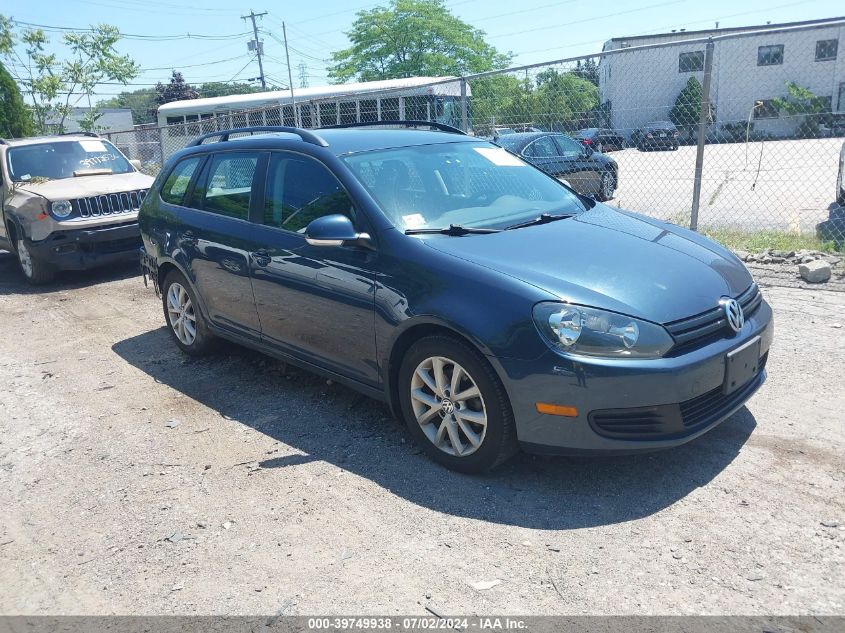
[26,222,141,271]
[499,299,773,454]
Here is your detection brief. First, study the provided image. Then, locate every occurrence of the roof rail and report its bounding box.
[187,126,329,148]
[60,131,100,138]
[322,120,466,135]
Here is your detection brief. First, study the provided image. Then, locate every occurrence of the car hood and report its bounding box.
[13,172,154,201]
[422,205,752,324]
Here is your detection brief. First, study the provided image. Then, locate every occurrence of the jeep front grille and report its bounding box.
[73,189,148,218]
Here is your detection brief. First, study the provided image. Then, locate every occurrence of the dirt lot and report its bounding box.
[610,138,843,232]
[1,254,843,616]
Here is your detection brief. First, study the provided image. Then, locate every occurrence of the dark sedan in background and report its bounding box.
[631,121,680,151]
[573,128,626,153]
[496,132,618,201]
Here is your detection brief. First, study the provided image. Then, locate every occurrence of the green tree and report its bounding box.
[0,61,32,137]
[0,15,139,133]
[328,0,510,82]
[532,69,598,131]
[198,81,265,98]
[573,58,599,87]
[772,81,832,138]
[99,87,157,124]
[470,74,532,134]
[670,76,702,136]
[155,71,198,105]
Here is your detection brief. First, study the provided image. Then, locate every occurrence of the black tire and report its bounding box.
[398,335,518,473]
[15,238,54,285]
[596,170,616,202]
[161,269,216,356]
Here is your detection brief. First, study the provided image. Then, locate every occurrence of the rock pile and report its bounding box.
[732,249,842,284]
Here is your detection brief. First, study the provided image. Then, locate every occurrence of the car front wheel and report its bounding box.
[16,238,54,285]
[596,171,616,201]
[162,270,215,356]
[398,335,517,473]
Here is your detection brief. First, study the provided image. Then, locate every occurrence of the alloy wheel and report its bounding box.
[16,240,33,278]
[601,172,615,199]
[166,282,197,346]
[410,356,488,457]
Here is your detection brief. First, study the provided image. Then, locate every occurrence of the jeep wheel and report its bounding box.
[398,335,518,473]
[162,270,215,356]
[16,239,54,285]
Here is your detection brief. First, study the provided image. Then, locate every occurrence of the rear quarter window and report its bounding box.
[161,157,203,205]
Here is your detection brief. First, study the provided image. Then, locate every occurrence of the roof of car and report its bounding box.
[0,133,103,147]
[493,131,557,149]
[186,127,483,157]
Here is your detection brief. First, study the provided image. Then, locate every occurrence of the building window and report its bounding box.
[757,44,784,66]
[815,39,838,61]
[678,51,704,72]
[753,99,779,119]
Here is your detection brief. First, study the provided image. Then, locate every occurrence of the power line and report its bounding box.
[9,19,251,41]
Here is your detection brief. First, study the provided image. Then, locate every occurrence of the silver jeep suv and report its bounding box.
[0,133,155,284]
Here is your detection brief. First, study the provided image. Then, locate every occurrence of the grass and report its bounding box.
[701,229,844,254]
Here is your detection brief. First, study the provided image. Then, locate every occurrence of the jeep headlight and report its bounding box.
[533,302,674,359]
[51,200,73,218]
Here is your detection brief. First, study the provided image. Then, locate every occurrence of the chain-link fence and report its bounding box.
[103,19,845,258]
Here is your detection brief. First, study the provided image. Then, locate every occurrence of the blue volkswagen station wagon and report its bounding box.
[139,123,773,473]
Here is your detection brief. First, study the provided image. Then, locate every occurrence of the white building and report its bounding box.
[599,17,845,138]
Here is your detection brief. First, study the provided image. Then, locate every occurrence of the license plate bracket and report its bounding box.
[724,336,762,395]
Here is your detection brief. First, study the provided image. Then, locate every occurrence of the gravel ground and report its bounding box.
[0,253,843,616]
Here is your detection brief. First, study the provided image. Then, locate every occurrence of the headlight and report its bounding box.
[51,200,73,218]
[533,302,674,359]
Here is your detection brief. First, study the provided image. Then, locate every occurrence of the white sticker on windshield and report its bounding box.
[402,213,425,229]
[473,147,526,167]
[80,140,107,153]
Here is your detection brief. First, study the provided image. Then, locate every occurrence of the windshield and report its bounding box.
[342,142,587,232]
[7,139,134,182]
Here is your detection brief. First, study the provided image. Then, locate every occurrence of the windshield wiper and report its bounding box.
[505,213,574,231]
[405,224,501,236]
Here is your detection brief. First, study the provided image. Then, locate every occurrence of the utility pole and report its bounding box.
[281,21,298,126]
[241,10,267,90]
[298,62,309,89]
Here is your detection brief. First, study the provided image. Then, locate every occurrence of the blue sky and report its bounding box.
[2,0,842,101]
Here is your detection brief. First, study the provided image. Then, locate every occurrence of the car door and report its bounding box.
[550,135,596,194]
[178,150,263,338]
[248,151,379,386]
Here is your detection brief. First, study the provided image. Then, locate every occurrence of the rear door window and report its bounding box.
[523,137,558,158]
[192,152,259,220]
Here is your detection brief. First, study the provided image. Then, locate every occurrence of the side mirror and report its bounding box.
[583,145,594,157]
[305,214,372,249]
[129,159,142,171]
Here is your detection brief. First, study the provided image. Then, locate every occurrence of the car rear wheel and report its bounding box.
[16,238,54,285]
[596,171,616,201]
[398,335,517,473]
[162,270,215,356]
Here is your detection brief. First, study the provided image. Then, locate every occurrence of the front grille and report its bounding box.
[589,352,768,440]
[679,352,768,433]
[73,189,147,218]
[665,283,763,353]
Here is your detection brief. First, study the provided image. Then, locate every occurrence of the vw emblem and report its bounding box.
[720,297,745,333]
[441,399,455,415]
